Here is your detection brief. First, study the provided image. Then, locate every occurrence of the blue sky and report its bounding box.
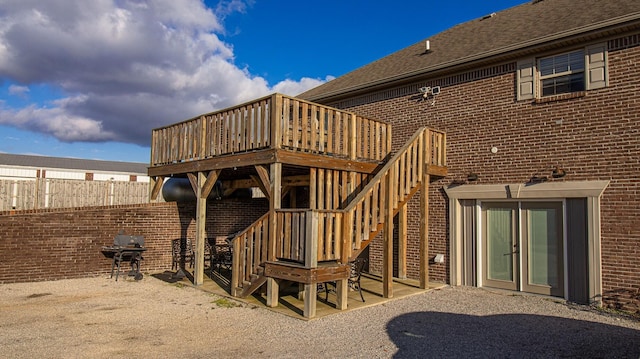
[0,0,526,163]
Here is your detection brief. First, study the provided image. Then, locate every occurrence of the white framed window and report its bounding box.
[539,50,585,96]
[517,43,607,101]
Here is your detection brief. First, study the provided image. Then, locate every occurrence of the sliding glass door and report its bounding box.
[482,201,564,297]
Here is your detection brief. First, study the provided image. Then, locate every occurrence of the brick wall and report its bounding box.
[332,37,640,311]
[0,198,268,284]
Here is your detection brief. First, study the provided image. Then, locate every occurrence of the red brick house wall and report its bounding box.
[328,36,640,310]
[0,198,268,284]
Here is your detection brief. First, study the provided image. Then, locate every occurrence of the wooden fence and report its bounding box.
[0,179,152,211]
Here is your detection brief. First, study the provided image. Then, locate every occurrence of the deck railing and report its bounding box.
[151,93,391,166]
[276,127,446,266]
[232,209,343,290]
[232,213,269,288]
[230,127,446,292]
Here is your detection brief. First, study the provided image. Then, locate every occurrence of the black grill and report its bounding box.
[101,233,146,281]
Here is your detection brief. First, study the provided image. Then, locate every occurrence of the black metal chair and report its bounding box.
[171,238,194,270]
[320,258,367,302]
[211,242,233,273]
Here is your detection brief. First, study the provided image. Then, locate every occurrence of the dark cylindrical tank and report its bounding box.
[161,177,223,202]
[161,177,252,202]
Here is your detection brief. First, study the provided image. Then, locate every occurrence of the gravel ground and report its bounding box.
[0,275,638,358]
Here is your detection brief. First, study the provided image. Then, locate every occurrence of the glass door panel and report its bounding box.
[522,202,564,296]
[482,202,518,290]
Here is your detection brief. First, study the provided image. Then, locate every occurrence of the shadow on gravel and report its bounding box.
[387,311,640,358]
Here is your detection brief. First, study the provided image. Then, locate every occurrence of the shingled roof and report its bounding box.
[299,0,640,102]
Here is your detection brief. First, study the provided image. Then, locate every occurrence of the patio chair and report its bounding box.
[171,238,194,270]
[320,258,367,302]
[210,241,233,273]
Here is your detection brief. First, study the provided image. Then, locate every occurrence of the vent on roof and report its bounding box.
[481,12,496,21]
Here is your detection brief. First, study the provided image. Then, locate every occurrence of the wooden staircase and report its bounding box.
[228,127,446,300]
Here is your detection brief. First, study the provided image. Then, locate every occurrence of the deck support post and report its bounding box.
[266,162,282,307]
[191,170,220,286]
[398,203,408,279]
[266,278,279,307]
[335,279,348,310]
[383,165,395,298]
[303,283,317,318]
[420,175,430,289]
[303,210,319,318]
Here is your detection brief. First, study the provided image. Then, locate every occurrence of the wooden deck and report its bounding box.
[155,268,446,320]
[148,93,447,318]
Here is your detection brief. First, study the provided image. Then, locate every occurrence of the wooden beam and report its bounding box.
[281,185,292,200]
[200,170,220,199]
[148,149,277,177]
[250,175,270,201]
[187,172,198,196]
[149,176,164,201]
[223,178,256,189]
[194,171,207,286]
[303,210,319,318]
[266,162,282,307]
[148,147,380,178]
[309,168,317,209]
[282,175,311,187]
[383,166,395,298]
[398,203,408,279]
[221,174,310,191]
[266,278,279,308]
[303,283,317,318]
[420,174,431,289]
[426,164,448,178]
[231,237,241,296]
[254,165,271,199]
[275,150,379,174]
[335,279,348,310]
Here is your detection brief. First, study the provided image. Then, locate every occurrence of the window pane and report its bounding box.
[541,73,585,96]
[487,208,513,281]
[569,51,584,71]
[539,50,585,77]
[539,58,555,76]
[569,73,585,92]
[555,55,569,73]
[528,208,559,287]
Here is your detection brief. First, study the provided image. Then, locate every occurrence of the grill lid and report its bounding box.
[113,234,145,247]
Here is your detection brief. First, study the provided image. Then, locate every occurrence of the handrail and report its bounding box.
[229,126,445,292]
[231,212,269,294]
[150,93,392,166]
[333,127,443,261]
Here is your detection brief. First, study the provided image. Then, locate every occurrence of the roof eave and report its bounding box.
[303,13,640,103]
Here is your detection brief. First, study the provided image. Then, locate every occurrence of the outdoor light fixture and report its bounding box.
[551,167,566,178]
[434,254,445,263]
[529,175,548,183]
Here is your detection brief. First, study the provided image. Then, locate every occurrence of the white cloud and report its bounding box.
[0,0,327,145]
[8,84,29,96]
[273,76,335,97]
